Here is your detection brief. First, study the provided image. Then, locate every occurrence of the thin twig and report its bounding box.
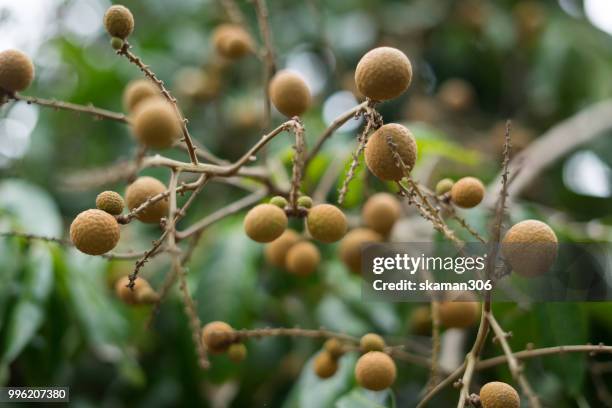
[289,120,306,209]
[250,0,276,129]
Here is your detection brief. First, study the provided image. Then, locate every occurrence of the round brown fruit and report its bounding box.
[243,204,288,243]
[410,306,432,335]
[364,123,417,181]
[339,228,382,273]
[439,300,480,329]
[355,351,397,391]
[313,351,338,379]
[0,49,35,92]
[437,78,475,112]
[70,209,120,255]
[264,230,301,268]
[354,47,412,101]
[479,381,520,408]
[103,5,134,39]
[123,79,158,112]
[269,70,311,117]
[360,333,386,352]
[125,176,169,224]
[114,275,157,305]
[228,343,247,363]
[132,97,181,149]
[450,176,485,208]
[502,219,558,277]
[324,338,345,359]
[285,241,321,276]
[96,191,125,215]
[201,321,234,354]
[212,24,253,59]
[306,204,347,243]
[362,193,402,236]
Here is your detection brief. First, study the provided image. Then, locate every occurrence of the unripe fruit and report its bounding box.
[339,228,382,273]
[355,351,396,391]
[365,123,417,181]
[96,191,125,215]
[0,49,35,92]
[132,97,181,149]
[125,176,169,224]
[269,195,288,208]
[297,196,313,208]
[360,333,386,352]
[269,70,311,117]
[212,24,253,59]
[70,209,120,255]
[111,37,124,50]
[362,193,402,236]
[439,301,480,328]
[502,220,558,277]
[313,351,338,379]
[201,321,234,354]
[244,204,288,243]
[264,230,301,267]
[479,381,520,408]
[437,78,475,112]
[451,177,485,208]
[103,5,134,39]
[306,204,347,243]
[410,306,432,335]
[435,178,454,195]
[286,241,320,276]
[324,338,344,359]
[354,47,412,101]
[123,79,158,112]
[228,343,247,363]
[114,275,158,305]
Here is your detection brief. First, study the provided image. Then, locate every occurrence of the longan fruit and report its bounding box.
[123,79,158,112]
[285,241,320,276]
[265,230,301,268]
[324,338,345,359]
[103,5,134,39]
[269,196,288,208]
[355,351,396,391]
[244,204,288,243]
[339,228,382,273]
[125,176,169,224]
[132,97,181,149]
[450,177,485,208]
[114,275,157,305]
[212,24,253,59]
[502,220,558,277]
[228,343,247,363]
[437,78,475,112]
[306,204,347,243]
[360,333,386,352]
[96,191,125,215]
[479,381,520,408]
[70,209,120,255]
[364,123,417,181]
[0,49,35,92]
[362,193,402,236]
[410,306,432,335]
[313,351,338,379]
[354,47,412,101]
[439,300,480,328]
[297,196,313,208]
[435,178,454,196]
[201,321,234,354]
[269,70,311,117]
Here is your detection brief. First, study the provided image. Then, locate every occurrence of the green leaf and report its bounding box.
[0,243,53,369]
[0,179,62,236]
[283,353,357,408]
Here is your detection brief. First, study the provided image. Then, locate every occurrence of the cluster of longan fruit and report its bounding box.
[314,333,397,392]
[201,321,247,363]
